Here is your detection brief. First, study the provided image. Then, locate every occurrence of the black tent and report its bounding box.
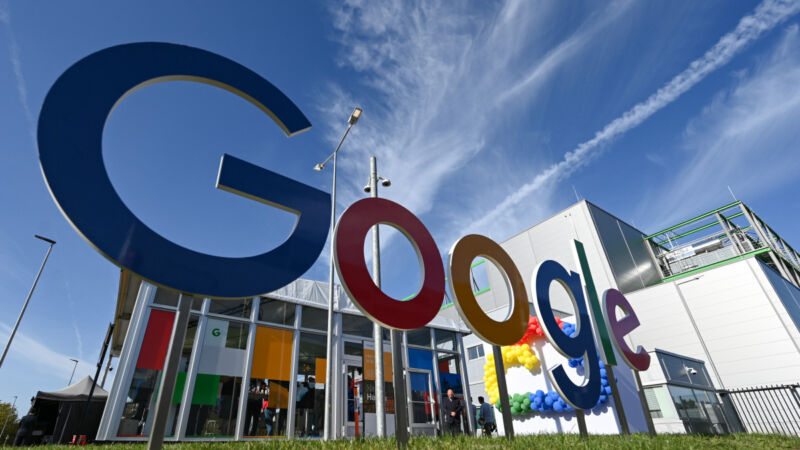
[32,376,108,444]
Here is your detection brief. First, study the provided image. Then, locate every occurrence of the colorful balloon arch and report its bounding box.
[483,315,614,415]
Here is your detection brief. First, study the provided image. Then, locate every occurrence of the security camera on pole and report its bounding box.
[364,157,391,438]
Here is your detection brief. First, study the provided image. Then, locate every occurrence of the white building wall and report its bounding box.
[481,202,622,317]
[627,258,800,389]
[461,202,655,434]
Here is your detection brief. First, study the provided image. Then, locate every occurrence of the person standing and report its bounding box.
[441,389,462,436]
[14,408,37,446]
[477,396,496,437]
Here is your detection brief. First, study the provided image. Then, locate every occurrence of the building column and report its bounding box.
[174,299,209,440]
[285,305,302,439]
[456,333,476,436]
[97,282,156,441]
[235,321,257,440]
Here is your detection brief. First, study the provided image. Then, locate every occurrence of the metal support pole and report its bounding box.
[575,408,588,437]
[68,359,79,385]
[390,329,410,448]
[323,120,356,441]
[492,345,514,439]
[369,156,387,438]
[643,238,665,280]
[322,146,339,441]
[741,206,791,281]
[86,323,114,412]
[100,356,113,389]
[0,236,55,369]
[456,334,475,436]
[715,212,741,255]
[147,294,191,450]
[603,364,629,434]
[632,369,656,436]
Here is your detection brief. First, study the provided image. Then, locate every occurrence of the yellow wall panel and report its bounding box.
[250,326,293,381]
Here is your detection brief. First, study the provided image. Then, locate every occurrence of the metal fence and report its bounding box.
[719,384,800,436]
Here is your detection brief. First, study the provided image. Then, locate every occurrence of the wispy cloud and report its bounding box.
[0,323,92,384]
[0,0,36,146]
[324,0,634,248]
[642,24,800,228]
[65,281,85,360]
[465,0,800,239]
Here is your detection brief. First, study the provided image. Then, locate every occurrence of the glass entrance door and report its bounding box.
[344,364,364,437]
[407,369,437,436]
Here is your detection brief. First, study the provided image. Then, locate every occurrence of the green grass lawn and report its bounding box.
[28,433,800,449]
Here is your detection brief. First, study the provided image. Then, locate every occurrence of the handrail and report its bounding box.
[644,200,742,240]
[652,211,744,245]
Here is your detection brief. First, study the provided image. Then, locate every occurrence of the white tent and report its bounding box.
[36,376,109,402]
[32,376,109,444]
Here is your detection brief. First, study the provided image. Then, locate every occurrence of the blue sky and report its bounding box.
[2,0,800,406]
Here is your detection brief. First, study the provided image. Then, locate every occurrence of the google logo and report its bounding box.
[334,198,650,409]
[38,42,650,412]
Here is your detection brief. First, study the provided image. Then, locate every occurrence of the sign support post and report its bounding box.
[147,294,190,450]
[390,329,410,448]
[492,345,514,439]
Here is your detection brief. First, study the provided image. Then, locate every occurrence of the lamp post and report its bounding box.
[68,358,79,385]
[316,107,362,440]
[363,156,391,437]
[0,235,56,370]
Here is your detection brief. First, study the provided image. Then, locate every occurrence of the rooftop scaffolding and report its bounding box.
[643,201,800,287]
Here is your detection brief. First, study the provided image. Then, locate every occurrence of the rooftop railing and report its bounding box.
[643,201,800,286]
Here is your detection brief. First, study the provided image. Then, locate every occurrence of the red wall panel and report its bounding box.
[135,309,175,370]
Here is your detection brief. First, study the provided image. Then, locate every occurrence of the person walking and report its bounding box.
[477,396,496,437]
[441,389,462,436]
[13,408,37,446]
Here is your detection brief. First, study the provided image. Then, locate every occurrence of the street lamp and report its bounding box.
[316,107,362,440]
[0,235,56,370]
[68,358,79,385]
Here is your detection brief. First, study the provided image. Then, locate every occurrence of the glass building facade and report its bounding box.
[97,276,471,441]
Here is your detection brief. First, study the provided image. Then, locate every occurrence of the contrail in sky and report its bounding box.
[470,0,800,235]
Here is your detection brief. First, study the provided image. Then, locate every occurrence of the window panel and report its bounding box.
[434,329,457,351]
[208,298,251,319]
[407,328,431,347]
[257,297,295,326]
[245,326,293,438]
[185,318,248,437]
[342,314,373,338]
[295,333,327,437]
[300,307,327,331]
[117,310,173,437]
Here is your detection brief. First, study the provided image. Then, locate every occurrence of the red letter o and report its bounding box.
[334,198,445,330]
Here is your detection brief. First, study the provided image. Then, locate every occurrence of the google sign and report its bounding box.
[334,198,650,410]
[38,42,649,413]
